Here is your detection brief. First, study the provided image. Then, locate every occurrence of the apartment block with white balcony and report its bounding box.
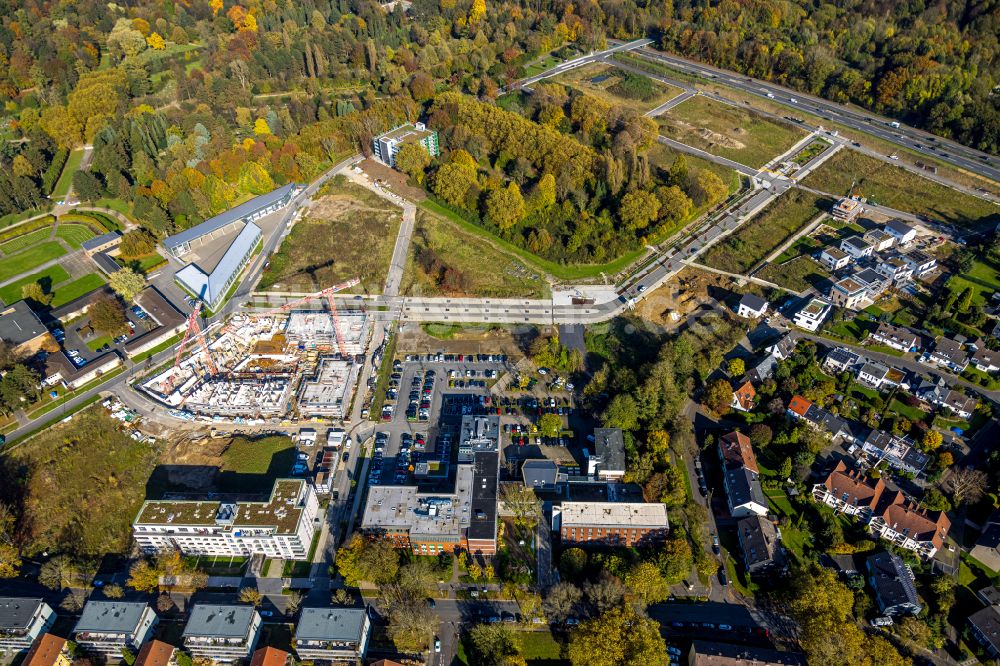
[182,605,261,663]
[293,607,371,662]
[133,480,318,560]
[0,598,56,653]
[73,601,157,657]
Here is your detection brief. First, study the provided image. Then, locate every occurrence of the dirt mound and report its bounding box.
[697,127,746,150]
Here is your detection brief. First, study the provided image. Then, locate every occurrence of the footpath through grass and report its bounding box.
[51,148,85,199]
[801,149,1000,227]
[0,242,67,283]
[701,190,830,274]
[0,265,71,305]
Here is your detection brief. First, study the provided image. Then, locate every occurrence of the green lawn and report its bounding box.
[945,257,1000,307]
[49,273,107,307]
[756,256,830,293]
[55,223,96,249]
[518,631,566,664]
[0,208,51,229]
[52,148,85,199]
[85,334,114,352]
[0,242,67,283]
[0,265,72,305]
[524,54,564,77]
[659,94,808,168]
[801,149,1000,228]
[118,252,167,274]
[889,398,930,423]
[218,435,296,491]
[701,190,829,274]
[0,228,53,254]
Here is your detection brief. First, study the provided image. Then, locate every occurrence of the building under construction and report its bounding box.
[285,311,367,355]
[297,358,358,420]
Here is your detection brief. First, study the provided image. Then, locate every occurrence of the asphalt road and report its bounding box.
[518,38,653,89]
[632,47,1000,187]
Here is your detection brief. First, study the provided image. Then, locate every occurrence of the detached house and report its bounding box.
[731,381,756,412]
[766,332,799,360]
[901,250,937,277]
[829,277,868,310]
[942,390,977,419]
[971,345,1000,373]
[885,220,917,245]
[737,516,786,575]
[718,432,767,518]
[876,256,913,284]
[793,298,832,332]
[929,337,968,373]
[864,229,895,252]
[840,235,874,259]
[736,294,769,319]
[824,347,862,374]
[869,323,919,353]
[819,246,852,271]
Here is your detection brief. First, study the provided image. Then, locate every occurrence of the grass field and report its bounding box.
[52,148,85,199]
[550,62,682,114]
[756,256,830,293]
[217,435,296,492]
[944,256,1000,307]
[55,223,96,249]
[801,149,1000,227]
[659,95,807,168]
[518,631,566,664]
[701,190,829,273]
[85,334,113,352]
[119,252,168,274]
[49,273,107,307]
[259,177,401,293]
[0,265,71,305]
[0,228,53,254]
[0,242,67,283]
[402,208,550,299]
[524,54,564,77]
[11,408,158,557]
[648,141,743,195]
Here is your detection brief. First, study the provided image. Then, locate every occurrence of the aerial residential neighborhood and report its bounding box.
[1,1,1000,666]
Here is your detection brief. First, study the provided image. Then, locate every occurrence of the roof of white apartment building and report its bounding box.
[135,480,310,536]
[560,502,669,529]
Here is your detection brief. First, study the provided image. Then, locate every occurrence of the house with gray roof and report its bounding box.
[73,601,157,657]
[182,604,261,662]
[0,598,55,653]
[969,605,1000,659]
[587,428,625,481]
[867,552,922,616]
[293,607,371,662]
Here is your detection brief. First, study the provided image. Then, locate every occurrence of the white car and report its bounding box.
[434,639,441,653]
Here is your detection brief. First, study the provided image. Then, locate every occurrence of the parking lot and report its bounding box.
[369,353,586,487]
[51,302,154,366]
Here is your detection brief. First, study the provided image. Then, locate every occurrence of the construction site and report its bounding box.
[140,282,369,423]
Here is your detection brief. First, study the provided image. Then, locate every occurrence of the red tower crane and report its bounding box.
[252,278,361,358]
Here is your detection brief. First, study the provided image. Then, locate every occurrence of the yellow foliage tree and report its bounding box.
[210,0,223,15]
[146,33,166,50]
[242,12,258,32]
[253,118,271,135]
[469,0,486,23]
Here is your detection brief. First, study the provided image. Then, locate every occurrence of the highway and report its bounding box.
[630,47,1000,188]
[517,38,652,89]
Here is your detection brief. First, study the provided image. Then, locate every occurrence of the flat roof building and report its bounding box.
[293,607,371,662]
[182,604,261,663]
[458,415,500,463]
[284,311,367,355]
[521,460,559,492]
[0,598,56,653]
[0,302,48,353]
[969,605,1000,659]
[587,428,625,480]
[133,479,319,560]
[558,501,669,547]
[373,123,439,168]
[73,601,157,657]
[792,297,831,332]
[297,358,356,419]
[831,196,863,221]
[175,220,261,311]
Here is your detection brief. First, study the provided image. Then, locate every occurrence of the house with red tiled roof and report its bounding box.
[731,381,756,412]
[869,491,950,559]
[22,635,70,666]
[719,431,758,474]
[718,432,767,518]
[135,640,176,666]
[249,646,290,666]
[812,461,885,519]
[786,395,812,419]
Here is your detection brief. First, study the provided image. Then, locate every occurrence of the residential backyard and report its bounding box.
[801,149,1000,228]
[756,256,830,293]
[701,190,830,274]
[659,95,808,168]
[258,176,401,294]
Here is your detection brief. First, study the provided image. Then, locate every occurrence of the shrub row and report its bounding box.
[41,148,69,196]
[0,215,56,244]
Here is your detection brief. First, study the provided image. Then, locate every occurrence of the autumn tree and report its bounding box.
[691,170,728,207]
[335,536,399,587]
[394,143,430,183]
[922,430,943,450]
[543,581,581,623]
[110,268,147,303]
[727,358,745,376]
[618,190,660,231]
[484,183,525,231]
[567,605,668,666]
[127,559,160,593]
[949,467,988,506]
[624,561,670,607]
[238,587,263,606]
[500,484,542,528]
[89,295,129,336]
[22,282,52,306]
[468,623,522,666]
[103,584,125,599]
[702,378,733,416]
[433,162,477,207]
[0,504,21,578]
[120,230,156,258]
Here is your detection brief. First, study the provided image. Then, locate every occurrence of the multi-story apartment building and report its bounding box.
[869,491,950,558]
[558,502,669,546]
[901,249,937,276]
[718,431,767,518]
[0,598,56,653]
[737,516,786,576]
[792,298,832,332]
[372,123,440,167]
[182,605,261,663]
[133,480,319,560]
[293,607,371,662]
[587,428,626,481]
[867,552,922,616]
[812,461,885,519]
[73,601,157,657]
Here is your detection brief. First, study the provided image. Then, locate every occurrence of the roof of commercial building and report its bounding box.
[176,220,261,307]
[82,231,122,251]
[739,293,767,311]
[593,427,625,472]
[74,601,149,634]
[521,460,558,489]
[135,640,175,666]
[469,451,499,541]
[182,605,257,639]
[294,607,367,642]
[124,288,186,353]
[163,184,297,251]
[0,302,46,344]
[868,551,920,611]
[23,635,66,666]
[135,479,309,535]
[249,647,288,666]
[362,466,474,541]
[690,641,805,665]
[0,598,46,630]
[560,502,668,529]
